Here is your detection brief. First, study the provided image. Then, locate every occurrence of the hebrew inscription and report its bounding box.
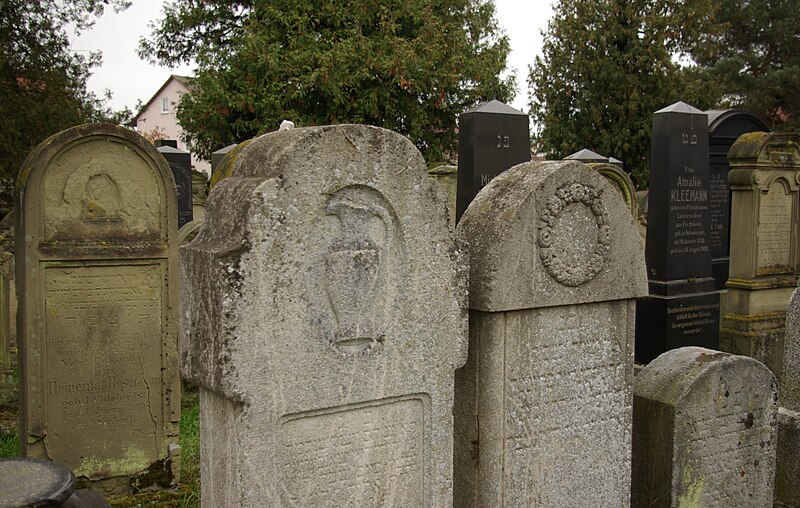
[538,182,611,286]
[505,302,629,504]
[280,397,426,507]
[44,263,163,475]
[758,180,793,273]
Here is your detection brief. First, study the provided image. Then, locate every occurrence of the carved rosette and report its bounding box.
[538,182,611,286]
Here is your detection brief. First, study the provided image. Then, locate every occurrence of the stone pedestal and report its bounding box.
[721,132,800,379]
[635,102,720,363]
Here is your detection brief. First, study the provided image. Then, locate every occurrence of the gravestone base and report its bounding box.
[775,408,800,507]
[720,316,785,379]
[711,257,729,291]
[635,278,720,364]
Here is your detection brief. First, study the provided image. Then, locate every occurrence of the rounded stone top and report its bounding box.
[728,132,800,168]
[457,159,647,312]
[0,458,75,507]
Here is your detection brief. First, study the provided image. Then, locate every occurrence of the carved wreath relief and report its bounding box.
[320,185,403,353]
[538,182,611,286]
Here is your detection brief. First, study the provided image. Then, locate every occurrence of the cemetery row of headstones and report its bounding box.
[3,100,794,505]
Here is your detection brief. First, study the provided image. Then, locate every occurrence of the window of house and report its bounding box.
[161,97,169,113]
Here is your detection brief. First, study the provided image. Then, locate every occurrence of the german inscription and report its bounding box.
[708,169,728,256]
[757,181,793,273]
[280,397,425,506]
[44,263,163,475]
[669,167,709,257]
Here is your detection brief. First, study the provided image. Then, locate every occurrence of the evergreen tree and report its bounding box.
[0,0,130,183]
[139,0,515,163]
[529,0,718,186]
[691,0,800,129]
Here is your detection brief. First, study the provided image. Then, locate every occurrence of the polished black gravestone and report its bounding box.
[706,109,769,290]
[456,100,530,222]
[635,102,720,363]
[157,145,193,228]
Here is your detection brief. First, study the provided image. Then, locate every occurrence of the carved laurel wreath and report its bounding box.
[538,182,612,287]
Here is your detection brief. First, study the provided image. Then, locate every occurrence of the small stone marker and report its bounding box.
[0,458,75,507]
[428,163,457,226]
[706,109,768,290]
[636,101,720,363]
[182,125,466,506]
[210,142,237,176]
[16,124,181,494]
[775,279,800,506]
[632,346,777,507]
[456,100,530,222]
[721,132,800,378]
[454,160,647,506]
[157,145,193,228]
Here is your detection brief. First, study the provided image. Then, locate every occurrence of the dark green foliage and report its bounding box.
[691,0,800,130]
[0,0,131,182]
[139,0,515,163]
[529,0,718,186]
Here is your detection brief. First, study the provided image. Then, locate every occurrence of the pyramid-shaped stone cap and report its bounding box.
[463,100,527,116]
[565,148,608,162]
[156,145,189,154]
[655,101,704,115]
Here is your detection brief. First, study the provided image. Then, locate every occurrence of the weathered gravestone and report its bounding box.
[587,162,638,217]
[636,102,720,363]
[428,163,457,227]
[777,279,800,506]
[456,100,530,222]
[181,125,467,506]
[157,145,193,228]
[721,132,800,379]
[209,142,237,177]
[706,110,769,291]
[16,124,181,494]
[454,160,647,507]
[632,347,778,507]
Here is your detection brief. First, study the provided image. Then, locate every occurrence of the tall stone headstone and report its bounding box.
[181,125,467,506]
[721,132,800,378]
[157,145,193,228]
[456,100,530,222]
[16,124,181,494]
[632,347,778,507]
[454,160,648,507]
[777,279,800,506]
[706,110,769,290]
[636,101,720,363]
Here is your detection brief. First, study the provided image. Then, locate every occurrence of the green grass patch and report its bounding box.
[0,431,18,457]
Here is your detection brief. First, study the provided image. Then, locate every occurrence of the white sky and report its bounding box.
[70,0,554,114]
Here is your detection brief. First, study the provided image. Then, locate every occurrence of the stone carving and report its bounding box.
[538,182,611,286]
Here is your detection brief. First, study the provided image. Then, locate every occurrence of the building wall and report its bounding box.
[135,78,211,175]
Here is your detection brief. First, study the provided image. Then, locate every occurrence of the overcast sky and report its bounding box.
[70,0,554,114]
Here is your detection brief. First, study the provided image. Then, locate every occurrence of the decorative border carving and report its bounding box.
[538,182,611,286]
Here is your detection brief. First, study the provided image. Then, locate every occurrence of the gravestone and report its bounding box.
[632,347,777,507]
[0,211,14,368]
[777,280,800,506]
[706,110,769,290]
[208,139,254,189]
[635,102,720,363]
[210,143,237,176]
[564,148,608,163]
[721,132,800,379]
[587,162,638,217]
[16,123,181,495]
[428,163,457,226]
[454,160,647,507]
[157,145,193,228]
[181,125,467,506]
[456,100,530,222]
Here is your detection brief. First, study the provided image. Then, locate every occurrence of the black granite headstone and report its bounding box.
[706,109,769,290]
[456,100,530,222]
[635,102,720,363]
[157,145,193,228]
[154,139,178,149]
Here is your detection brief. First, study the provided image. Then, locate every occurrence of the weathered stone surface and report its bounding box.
[428,163,457,227]
[16,123,181,494]
[721,132,800,379]
[776,280,800,507]
[181,124,466,506]
[0,458,75,507]
[458,160,647,312]
[632,347,777,507]
[454,160,646,507]
[587,162,638,217]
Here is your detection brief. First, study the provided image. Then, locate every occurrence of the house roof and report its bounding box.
[133,74,192,123]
